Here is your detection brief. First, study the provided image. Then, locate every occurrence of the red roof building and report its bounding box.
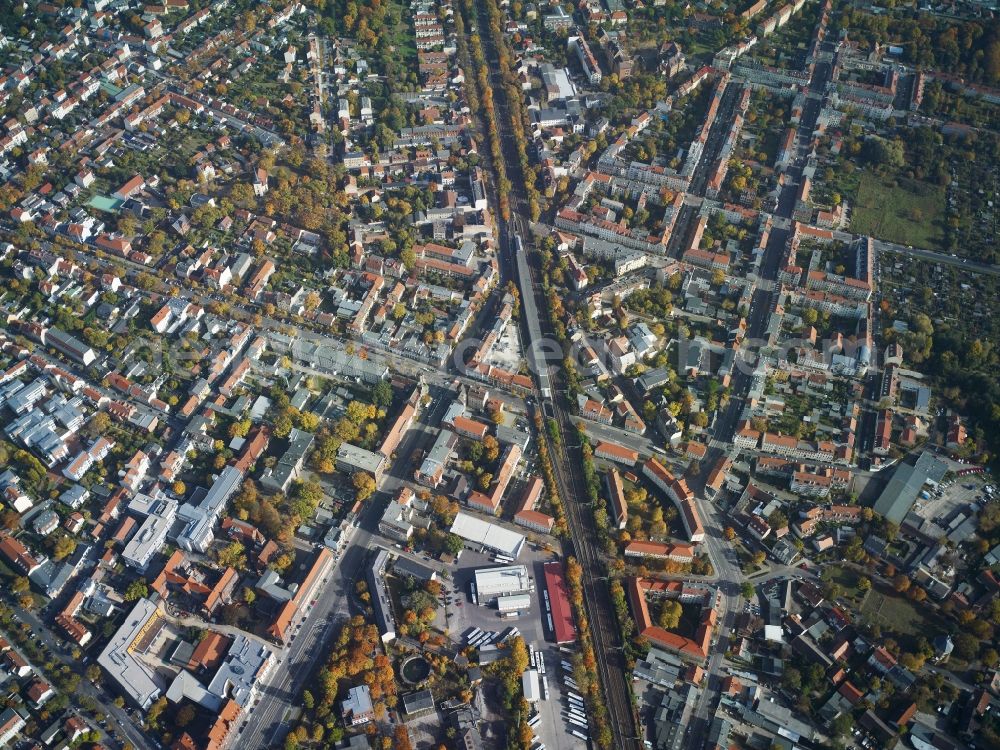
[543,561,577,644]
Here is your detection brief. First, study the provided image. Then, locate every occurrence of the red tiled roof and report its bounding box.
[543,562,577,644]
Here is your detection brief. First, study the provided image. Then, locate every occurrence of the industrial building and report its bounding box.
[522,669,541,703]
[543,561,577,644]
[473,565,534,605]
[872,451,948,524]
[449,513,525,559]
[497,593,532,614]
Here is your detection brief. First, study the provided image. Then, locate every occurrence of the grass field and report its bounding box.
[859,585,933,637]
[826,565,863,601]
[851,173,945,250]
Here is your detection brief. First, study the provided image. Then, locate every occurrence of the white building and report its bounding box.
[176,465,244,553]
[97,598,164,710]
[474,565,534,604]
[121,493,177,571]
[450,513,526,559]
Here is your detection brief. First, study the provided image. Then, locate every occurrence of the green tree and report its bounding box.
[657,600,682,629]
[372,380,393,409]
[217,541,247,570]
[124,580,148,602]
[352,472,376,502]
[444,533,465,556]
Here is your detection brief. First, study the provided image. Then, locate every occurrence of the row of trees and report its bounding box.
[456,0,511,221]
[563,557,614,749]
[478,0,543,221]
[531,408,569,537]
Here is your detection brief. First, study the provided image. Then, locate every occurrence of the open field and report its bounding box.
[851,173,945,250]
[859,585,936,637]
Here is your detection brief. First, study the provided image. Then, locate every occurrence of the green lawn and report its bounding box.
[859,586,933,637]
[825,565,863,601]
[851,173,945,250]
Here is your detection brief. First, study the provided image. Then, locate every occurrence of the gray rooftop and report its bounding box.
[393,556,438,582]
[872,452,948,524]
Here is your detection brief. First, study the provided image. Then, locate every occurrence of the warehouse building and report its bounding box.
[543,561,577,644]
[449,513,526,559]
[473,565,534,605]
[497,593,532,614]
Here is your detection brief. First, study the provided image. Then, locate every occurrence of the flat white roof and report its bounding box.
[522,669,540,702]
[450,513,525,558]
[475,566,531,597]
[97,598,163,710]
[497,593,532,612]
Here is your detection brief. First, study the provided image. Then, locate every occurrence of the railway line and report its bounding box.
[462,0,640,744]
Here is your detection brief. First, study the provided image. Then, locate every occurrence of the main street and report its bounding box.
[657,73,763,749]
[688,39,837,750]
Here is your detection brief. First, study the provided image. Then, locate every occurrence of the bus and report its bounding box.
[528,715,541,728]
[493,553,514,564]
[570,730,589,741]
[567,717,589,730]
[502,627,521,642]
[561,660,573,671]
[529,650,537,668]
[466,628,483,644]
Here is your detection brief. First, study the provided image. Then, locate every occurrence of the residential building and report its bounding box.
[341,685,375,726]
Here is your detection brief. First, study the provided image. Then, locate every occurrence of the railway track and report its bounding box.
[459,0,641,742]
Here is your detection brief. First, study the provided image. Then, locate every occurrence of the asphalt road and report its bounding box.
[688,26,837,750]
[873,239,1000,277]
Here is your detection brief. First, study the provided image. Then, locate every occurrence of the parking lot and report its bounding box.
[910,464,996,523]
[441,547,588,750]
